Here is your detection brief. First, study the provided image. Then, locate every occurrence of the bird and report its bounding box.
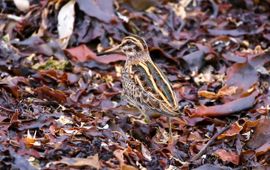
[102,35,181,137]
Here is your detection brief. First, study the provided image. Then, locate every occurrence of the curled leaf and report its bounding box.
[218,122,243,139]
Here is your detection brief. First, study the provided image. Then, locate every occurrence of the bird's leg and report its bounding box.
[129,107,150,125]
[136,106,149,123]
[168,117,173,139]
[123,95,150,123]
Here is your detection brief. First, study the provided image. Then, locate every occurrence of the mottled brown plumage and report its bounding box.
[104,35,180,136]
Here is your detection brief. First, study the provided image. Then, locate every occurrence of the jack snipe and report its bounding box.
[104,35,180,137]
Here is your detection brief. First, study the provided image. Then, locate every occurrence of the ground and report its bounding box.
[0,0,270,169]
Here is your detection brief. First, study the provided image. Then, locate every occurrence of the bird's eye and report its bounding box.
[125,42,132,46]
[126,48,132,52]
[134,45,140,51]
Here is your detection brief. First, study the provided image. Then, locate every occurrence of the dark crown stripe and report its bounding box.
[145,61,178,109]
[132,36,147,50]
[123,36,147,51]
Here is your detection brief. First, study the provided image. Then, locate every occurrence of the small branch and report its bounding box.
[0,105,14,113]
[190,122,233,162]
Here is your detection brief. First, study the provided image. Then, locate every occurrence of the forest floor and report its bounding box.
[0,0,270,169]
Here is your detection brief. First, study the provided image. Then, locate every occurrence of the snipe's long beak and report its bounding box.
[97,44,122,56]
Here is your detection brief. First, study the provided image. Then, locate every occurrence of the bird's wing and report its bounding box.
[130,60,179,115]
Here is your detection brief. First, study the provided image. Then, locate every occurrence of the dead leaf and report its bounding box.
[247,118,270,156]
[53,154,100,169]
[217,86,238,98]
[226,63,258,94]
[188,90,258,117]
[66,44,97,62]
[182,50,204,73]
[198,90,217,100]
[198,86,238,100]
[248,51,270,75]
[214,149,239,165]
[77,0,116,23]
[114,149,138,170]
[141,144,151,161]
[66,45,126,63]
[194,164,231,170]
[121,164,138,170]
[9,149,36,170]
[188,131,203,142]
[218,122,243,139]
[255,142,270,156]
[13,0,30,12]
[124,0,159,11]
[95,54,126,64]
[222,52,247,63]
[208,25,264,36]
[0,76,29,98]
[34,86,67,104]
[58,0,76,48]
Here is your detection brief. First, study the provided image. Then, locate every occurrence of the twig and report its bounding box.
[190,122,233,162]
[0,105,14,113]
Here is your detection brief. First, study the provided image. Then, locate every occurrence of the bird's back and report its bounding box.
[121,58,179,116]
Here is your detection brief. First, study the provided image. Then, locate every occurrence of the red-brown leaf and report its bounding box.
[95,54,126,64]
[214,149,240,165]
[34,86,67,104]
[247,118,270,156]
[65,44,97,62]
[188,90,258,117]
[218,122,243,139]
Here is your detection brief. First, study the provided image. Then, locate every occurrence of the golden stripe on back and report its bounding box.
[111,35,180,116]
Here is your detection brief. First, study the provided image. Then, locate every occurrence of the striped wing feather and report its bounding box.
[130,60,179,116]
